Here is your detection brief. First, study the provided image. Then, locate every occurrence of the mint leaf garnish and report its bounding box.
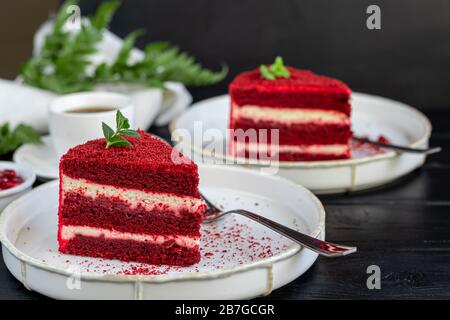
[103,110,140,148]
[106,135,132,148]
[102,122,114,140]
[119,129,141,137]
[115,109,130,130]
[259,65,275,80]
[260,56,291,80]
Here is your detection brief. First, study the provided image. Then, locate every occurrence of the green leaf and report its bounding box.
[119,129,141,137]
[94,63,111,81]
[106,135,132,148]
[272,56,284,70]
[145,41,171,55]
[102,122,115,140]
[270,56,290,78]
[146,78,164,88]
[122,117,130,129]
[0,122,41,155]
[13,124,42,144]
[260,56,291,80]
[115,110,130,130]
[0,122,10,136]
[90,0,121,30]
[139,45,228,86]
[103,111,140,148]
[260,65,275,80]
[114,29,145,67]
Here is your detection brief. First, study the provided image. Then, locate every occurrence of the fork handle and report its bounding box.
[352,136,441,155]
[232,209,356,257]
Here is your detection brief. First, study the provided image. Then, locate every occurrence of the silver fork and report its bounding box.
[200,193,357,257]
[352,136,441,155]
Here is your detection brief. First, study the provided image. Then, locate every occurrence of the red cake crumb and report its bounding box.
[350,134,391,157]
[377,135,390,144]
[120,265,171,276]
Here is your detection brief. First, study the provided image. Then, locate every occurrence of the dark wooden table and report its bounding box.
[1,110,449,300]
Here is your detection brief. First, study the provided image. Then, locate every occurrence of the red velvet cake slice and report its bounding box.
[229,58,352,161]
[58,131,206,266]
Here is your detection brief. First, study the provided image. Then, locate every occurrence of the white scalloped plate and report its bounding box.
[13,136,58,181]
[171,92,432,194]
[0,164,324,300]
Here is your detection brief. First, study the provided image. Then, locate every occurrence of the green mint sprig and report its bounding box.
[259,56,291,80]
[20,0,227,94]
[102,110,140,148]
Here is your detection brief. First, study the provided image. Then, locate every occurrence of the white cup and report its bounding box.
[49,92,134,158]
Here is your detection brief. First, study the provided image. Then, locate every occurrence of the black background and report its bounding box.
[77,0,450,110]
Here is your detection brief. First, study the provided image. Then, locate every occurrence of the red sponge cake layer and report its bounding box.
[60,235,200,266]
[232,118,351,145]
[229,67,352,161]
[61,190,203,237]
[58,131,205,266]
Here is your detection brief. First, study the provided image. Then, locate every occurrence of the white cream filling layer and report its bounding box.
[234,142,349,155]
[61,175,205,214]
[232,104,349,125]
[61,225,199,248]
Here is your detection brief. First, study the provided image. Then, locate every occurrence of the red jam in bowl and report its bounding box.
[0,169,23,191]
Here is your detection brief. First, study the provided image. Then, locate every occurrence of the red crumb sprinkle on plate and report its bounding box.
[351,134,391,158]
[43,214,299,276]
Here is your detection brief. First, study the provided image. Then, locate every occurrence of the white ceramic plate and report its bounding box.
[0,165,324,300]
[171,93,432,194]
[13,136,58,180]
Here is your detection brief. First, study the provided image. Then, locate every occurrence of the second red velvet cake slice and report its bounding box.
[229,58,352,161]
[58,131,206,266]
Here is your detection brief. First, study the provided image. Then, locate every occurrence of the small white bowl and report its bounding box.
[0,161,36,212]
